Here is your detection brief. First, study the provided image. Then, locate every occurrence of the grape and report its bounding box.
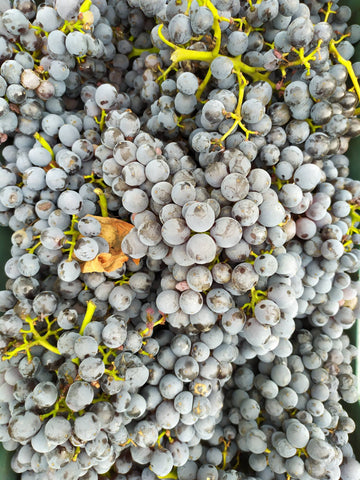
[341,457,360,480]
[227,31,249,56]
[179,289,203,315]
[242,318,271,347]
[168,14,192,45]
[0,186,23,208]
[176,72,199,96]
[65,31,89,56]
[206,287,233,314]
[254,299,280,326]
[210,56,234,81]
[287,15,314,48]
[159,373,183,399]
[184,201,215,232]
[114,140,137,166]
[32,381,58,409]
[285,419,310,449]
[74,413,101,442]
[156,289,180,314]
[232,263,258,292]
[171,181,196,206]
[191,131,212,153]
[170,334,191,357]
[109,285,135,311]
[174,391,193,415]
[186,234,217,264]
[190,6,213,35]
[58,124,80,147]
[17,253,40,277]
[121,188,149,213]
[156,401,180,430]
[210,217,242,248]
[44,416,72,445]
[201,99,225,128]
[65,381,94,412]
[57,190,83,215]
[74,335,98,359]
[8,412,41,443]
[73,237,99,261]
[258,199,286,227]
[150,449,174,477]
[77,216,101,237]
[122,161,146,187]
[221,173,249,202]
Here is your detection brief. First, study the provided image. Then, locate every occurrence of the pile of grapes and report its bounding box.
[1,0,360,479]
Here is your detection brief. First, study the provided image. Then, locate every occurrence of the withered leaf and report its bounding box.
[78,215,140,273]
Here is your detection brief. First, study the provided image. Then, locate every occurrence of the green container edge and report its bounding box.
[1,1,360,478]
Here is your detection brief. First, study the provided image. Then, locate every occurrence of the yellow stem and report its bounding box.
[128,46,159,59]
[63,215,80,261]
[27,240,42,254]
[204,0,222,56]
[329,40,360,105]
[72,446,81,462]
[221,439,230,469]
[196,67,212,100]
[104,368,124,382]
[79,0,92,12]
[30,25,48,36]
[98,345,117,365]
[79,300,97,335]
[93,188,108,217]
[33,132,54,160]
[158,471,177,479]
[84,173,107,189]
[324,2,336,23]
[93,109,107,131]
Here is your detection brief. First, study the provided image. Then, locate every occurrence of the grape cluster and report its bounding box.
[0,0,360,479]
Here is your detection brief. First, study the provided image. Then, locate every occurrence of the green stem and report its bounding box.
[128,46,159,59]
[94,109,107,132]
[329,40,360,105]
[33,132,54,160]
[79,300,97,335]
[94,188,109,217]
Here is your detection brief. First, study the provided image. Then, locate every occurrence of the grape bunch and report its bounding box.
[1,0,360,479]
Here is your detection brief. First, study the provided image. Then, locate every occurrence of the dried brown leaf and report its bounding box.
[78,215,139,273]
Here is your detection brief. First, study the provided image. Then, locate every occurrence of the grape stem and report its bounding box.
[128,46,159,59]
[79,300,97,335]
[33,132,55,160]
[93,108,107,131]
[2,316,61,361]
[329,39,360,105]
[84,172,107,189]
[242,287,268,315]
[63,215,80,261]
[94,188,109,217]
[220,438,231,469]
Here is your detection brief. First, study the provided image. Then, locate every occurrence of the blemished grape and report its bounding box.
[184,201,215,232]
[186,233,217,264]
[210,56,234,80]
